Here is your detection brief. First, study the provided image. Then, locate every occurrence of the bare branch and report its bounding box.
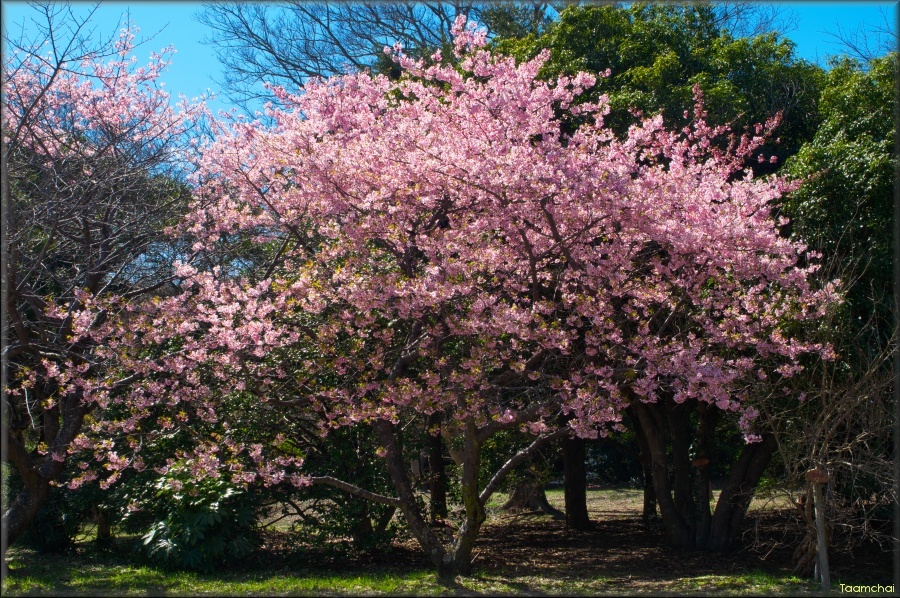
[308,476,402,508]
[478,428,569,506]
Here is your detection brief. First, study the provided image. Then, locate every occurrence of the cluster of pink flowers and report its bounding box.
[26,17,838,488]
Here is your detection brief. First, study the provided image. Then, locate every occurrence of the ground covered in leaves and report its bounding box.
[3,488,894,596]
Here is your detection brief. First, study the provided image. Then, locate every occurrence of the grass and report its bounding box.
[3,552,819,597]
[2,487,879,596]
[5,558,438,596]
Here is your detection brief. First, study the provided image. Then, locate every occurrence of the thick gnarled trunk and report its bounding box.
[633,400,694,547]
[707,432,777,550]
[502,478,565,519]
[3,395,87,555]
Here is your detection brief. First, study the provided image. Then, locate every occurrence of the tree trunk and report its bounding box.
[3,397,87,553]
[562,435,591,530]
[633,397,775,552]
[693,403,716,548]
[706,432,777,551]
[350,497,375,544]
[665,399,696,542]
[2,475,52,548]
[632,400,695,548]
[96,510,112,543]
[426,413,448,523]
[373,416,490,582]
[449,419,488,578]
[630,408,658,521]
[502,475,564,519]
[376,419,569,582]
[371,419,451,577]
[811,481,830,592]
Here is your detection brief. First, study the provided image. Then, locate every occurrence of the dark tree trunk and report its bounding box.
[3,474,52,548]
[632,400,695,548]
[426,413,448,523]
[350,497,375,543]
[349,498,397,547]
[375,505,397,533]
[630,409,658,521]
[562,435,591,530]
[665,399,696,542]
[693,403,716,548]
[633,397,776,552]
[706,432,777,551]
[96,510,112,543]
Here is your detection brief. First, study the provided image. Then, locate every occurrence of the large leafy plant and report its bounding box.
[141,464,257,571]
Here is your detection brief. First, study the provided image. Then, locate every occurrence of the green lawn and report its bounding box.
[3,552,817,596]
[2,487,876,596]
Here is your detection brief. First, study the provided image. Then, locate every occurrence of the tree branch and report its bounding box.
[478,428,569,506]
[308,476,401,508]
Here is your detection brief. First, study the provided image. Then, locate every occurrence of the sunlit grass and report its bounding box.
[3,563,820,596]
[4,555,439,596]
[3,548,821,596]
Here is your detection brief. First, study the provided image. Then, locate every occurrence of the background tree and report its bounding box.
[493,2,824,166]
[1,4,204,552]
[197,1,562,109]
[781,52,895,331]
[768,51,896,581]
[760,291,895,579]
[823,7,897,64]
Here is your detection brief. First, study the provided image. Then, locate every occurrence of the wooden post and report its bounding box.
[806,467,830,593]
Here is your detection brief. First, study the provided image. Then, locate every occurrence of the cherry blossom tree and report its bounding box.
[1,7,205,551]
[43,17,836,580]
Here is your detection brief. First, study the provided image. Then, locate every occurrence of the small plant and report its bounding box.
[141,464,257,571]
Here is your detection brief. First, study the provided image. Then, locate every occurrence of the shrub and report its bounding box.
[140,466,257,571]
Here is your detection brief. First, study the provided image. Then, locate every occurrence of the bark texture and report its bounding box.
[630,409,658,521]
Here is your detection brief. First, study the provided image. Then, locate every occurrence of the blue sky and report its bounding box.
[3,1,897,116]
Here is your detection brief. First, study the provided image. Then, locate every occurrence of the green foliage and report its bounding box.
[584,441,642,486]
[287,426,398,554]
[493,2,824,162]
[140,466,257,572]
[5,462,114,553]
[18,486,87,553]
[782,53,895,326]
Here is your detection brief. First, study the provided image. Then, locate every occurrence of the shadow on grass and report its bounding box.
[3,497,891,596]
